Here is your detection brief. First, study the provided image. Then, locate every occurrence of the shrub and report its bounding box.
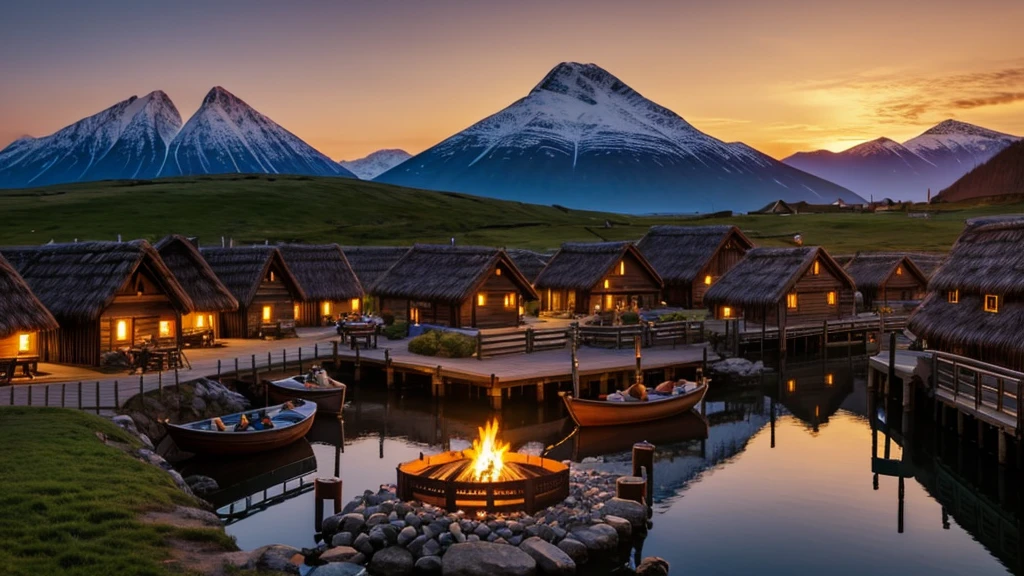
[408,331,441,356]
[659,312,688,322]
[383,322,408,340]
[407,330,477,358]
[620,312,640,325]
[381,312,396,326]
[524,301,540,317]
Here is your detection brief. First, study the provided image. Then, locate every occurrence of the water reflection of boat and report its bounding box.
[267,373,346,415]
[546,412,709,462]
[166,400,317,455]
[177,439,318,515]
[561,380,708,427]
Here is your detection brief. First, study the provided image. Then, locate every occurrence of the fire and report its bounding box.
[468,419,510,482]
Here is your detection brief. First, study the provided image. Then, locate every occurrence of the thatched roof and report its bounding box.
[200,246,305,307]
[341,246,411,292]
[0,253,58,339]
[928,216,1024,295]
[0,240,193,322]
[534,242,663,291]
[371,245,538,302]
[905,253,947,278]
[505,249,550,283]
[754,199,796,214]
[637,225,753,284]
[276,244,363,301]
[155,235,238,313]
[909,293,1024,355]
[843,252,927,291]
[704,246,854,307]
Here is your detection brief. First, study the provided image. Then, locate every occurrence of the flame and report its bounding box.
[468,419,510,482]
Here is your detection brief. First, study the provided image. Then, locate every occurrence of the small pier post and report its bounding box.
[385,349,394,388]
[632,441,655,514]
[535,381,545,402]
[354,346,361,383]
[616,476,646,505]
[998,431,1008,465]
[430,366,444,397]
[487,375,501,410]
[314,477,343,531]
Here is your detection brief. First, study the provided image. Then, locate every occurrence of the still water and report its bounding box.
[180,358,1020,575]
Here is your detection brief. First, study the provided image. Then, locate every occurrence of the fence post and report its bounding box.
[28,385,32,406]
[616,329,622,350]
[235,357,239,375]
[217,359,221,379]
[354,346,361,383]
[95,382,100,415]
[61,383,66,408]
[158,371,163,395]
[140,375,144,399]
[251,354,258,385]
[526,328,534,354]
[45,385,49,407]
[476,332,483,360]
[333,340,339,365]
[315,343,319,359]
[78,382,82,410]
[267,351,272,371]
[9,385,13,406]
[114,381,119,408]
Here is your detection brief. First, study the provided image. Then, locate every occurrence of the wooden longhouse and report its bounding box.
[0,253,58,361]
[0,241,192,366]
[200,246,306,339]
[277,244,364,326]
[155,235,239,341]
[908,216,1024,371]
[341,246,411,314]
[505,248,550,284]
[533,242,663,315]
[842,253,928,310]
[636,225,754,309]
[371,245,538,329]
[703,246,856,327]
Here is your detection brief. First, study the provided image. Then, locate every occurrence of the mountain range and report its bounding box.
[783,120,1019,202]
[340,149,411,179]
[0,87,354,188]
[934,140,1024,203]
[375,62,863,213]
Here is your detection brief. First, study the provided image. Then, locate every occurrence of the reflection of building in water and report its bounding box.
[767,360,858,434]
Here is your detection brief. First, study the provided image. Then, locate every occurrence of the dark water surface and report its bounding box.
[180,357,1020,575]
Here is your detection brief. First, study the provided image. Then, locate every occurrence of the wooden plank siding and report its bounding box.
[295,299,359,327]
[221,260,299,338]
[541,250,660,314]
[869,268,927,309]
[692,241,748,309]
[718,259,855,328]
[0,332,39,358]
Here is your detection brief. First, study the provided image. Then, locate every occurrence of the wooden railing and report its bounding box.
[932,351,1022,431]
[476,327,569,359]
[737,315,908,344]
[475,321,706,358]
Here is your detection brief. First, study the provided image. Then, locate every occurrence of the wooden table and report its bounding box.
[0,356,40,383]
[344,326,378,350]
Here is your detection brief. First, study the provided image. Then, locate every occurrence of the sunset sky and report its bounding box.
[1,0,1022,161]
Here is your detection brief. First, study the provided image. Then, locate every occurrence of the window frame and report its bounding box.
[786,292,798,310]
[984,294,999,313]
[947,290,959,304]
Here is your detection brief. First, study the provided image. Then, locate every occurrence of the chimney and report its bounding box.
[117,234,122,243]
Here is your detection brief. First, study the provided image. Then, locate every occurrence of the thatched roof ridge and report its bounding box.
[276,244,363,301]
[371,244,538,302]
[534,241,663,291]
[909,293,1024,355]
[505,249,550,284]
[0,240,193,321]
[341,246,411,292]
[843,252,927,291]
[704,246,854,307]
[928,215,1024,295]
[155,235,238,313]
[200,246,306,307]
[637,225,753,284]
[0,253,58,338]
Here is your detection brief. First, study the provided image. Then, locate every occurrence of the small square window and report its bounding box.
[722,306,732,318]
[813,261,820,275]
[947,290,959,304]
[704,275,712,286]
[827,291,837,305]
[787,293,798,309]
[984,294,999,313]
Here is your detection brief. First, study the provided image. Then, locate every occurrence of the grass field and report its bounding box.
[1,174,1020,253]
[0,408,234,576]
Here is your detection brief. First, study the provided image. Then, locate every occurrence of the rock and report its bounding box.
[421,538,441,557]
[366,513,389,528]
[349,553,368,566]
[601,498,646,530]
[602,515,632,542]
[520,537,576,575]
[311,562,367,576]
[341,513,367,534]
[710,357,764,378]
[556,539,588,565]
[111,414,140,437]
[248,544,302,574]
[368,526,388,549]
[171,505,221,526]
[569,524,617,554]
[333,532,354,547]
[398,526,418,547]
[191,395,207,413]
[353,533,374,557]
[414,555,443,575]
[166,469,194,497]
[184,474,219,496]
[407,534,428,557]
[442,541,537,576]
[368,546,414,576]
[466,534,480,543]
[636,556,670,576]
[405,512,422,529]
[321,546,361,563]
[379,523,399,544]
[473,523,491,538]
[496,528,514,540]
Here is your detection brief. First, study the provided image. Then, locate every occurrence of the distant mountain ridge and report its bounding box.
[784,120,1019,202]
[934,140,1024,203]
[340,148,411,179]
[376,61,863,213]
[0,88,353,188]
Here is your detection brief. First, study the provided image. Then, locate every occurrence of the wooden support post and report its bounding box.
[267,351,272,371]
[298,347,303,373]
[385,349,394,388]
[354,346,362,383]
[314,343,319,360]
[431,366,444,397]
[251,354,257,385]
[632,441,655,513]
[333,340,339,365]
[616,476,646,505]
[281,349,287,372]
[114,381,119,408]
[27,385,32,406]
[95,382,100,414]
[61,383,66,408]
[139,375,144,399]
[158,371,163,395]
[234,357,239,375]
[487,378,502,410]
[44,385,49,407]
[998,431,1008,465]
[535,382,545,402]
[957,412,965,437]
[217,359,221,379]
[314,477,343,531]
[476,332,483,361]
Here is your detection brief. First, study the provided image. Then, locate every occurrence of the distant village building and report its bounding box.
[909,216,1024,370]
[636,225,754,309]
[0,253,58,363]
[0,241,192,365]
[534,242,662,315]
[704,246,856,327]
[843,253,928,310]
[277,244,364,326]
[371,245,537,329]
[155,235,239,341]
[201,246,306,339]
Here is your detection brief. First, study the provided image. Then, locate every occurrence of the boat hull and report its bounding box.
[562,382,708,427]
[267,378,345,415]
[166,401,316,456]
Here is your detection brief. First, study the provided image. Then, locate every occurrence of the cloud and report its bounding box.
[951,92,1024,109]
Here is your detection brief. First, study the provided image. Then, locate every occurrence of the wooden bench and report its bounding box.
[345,326,378,350]
[260,320,298,340]
[181,328,214,348]
[0,356,40,383]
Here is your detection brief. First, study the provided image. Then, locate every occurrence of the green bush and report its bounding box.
[524,301,540,317]
[381,312,396,326]
[659,311,688,322]
[383,322,408,340]
[407,330,477,358]
[620,311,640,325]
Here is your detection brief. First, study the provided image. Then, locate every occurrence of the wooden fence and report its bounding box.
[475,321,706,358]
[476,327,569,359]
[932,351,1022,433]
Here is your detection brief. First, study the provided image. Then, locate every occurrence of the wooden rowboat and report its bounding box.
[166,399,317,455]
[267,373,346,415]
[561,379,708,427]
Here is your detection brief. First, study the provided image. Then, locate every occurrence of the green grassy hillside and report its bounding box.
[1,174,1020,252]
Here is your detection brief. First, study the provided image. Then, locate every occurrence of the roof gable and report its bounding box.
[200,246,306,307]
[929,215,1024,296]
[155,235,239,313]
[535,241,662,291]
[637,225,753,284]
[0,253,58,338]
[341,246,411,291]
[372,245,538,302]
[705,246,854,307]
[843,253,928,291]
[276,244,364,301]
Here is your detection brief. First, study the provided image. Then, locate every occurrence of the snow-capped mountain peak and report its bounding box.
[919,119,1009,138]
[340,149,411,180]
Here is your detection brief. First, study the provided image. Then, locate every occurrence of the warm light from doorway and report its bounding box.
[263,305,272,322]
[705,275,712,285]
[116,320,128,341]
[722,306,732,318]
[322,301,332,316]
[159,321,171,338]
[477,293,486,306]
[18,333,31,352]
[351,298,360,312]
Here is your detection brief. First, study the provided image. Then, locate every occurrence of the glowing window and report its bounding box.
[787,379,796,393]
[704,275,712,286]
[619,261,625,275]
[496,268,502,276]
[477,293,486,306]
[825,373,834,386]
[813,261,820,275]
[984,294,999,313]
[895,266,903,276]
[196,314,205,328]
[322,302,332,316]
[263,305,272,322]
[269,271,275,282]
[293,304,300,319]
[947,290,959,304]
[603,279,610,289]
[351,298,360,311]
[159,321,171,338]
[787,293,798,309]
[722,306,732,318]
[827,291,837,305]
[116,320,128,341]
[507,293,517,309]
[18,333,31,352]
